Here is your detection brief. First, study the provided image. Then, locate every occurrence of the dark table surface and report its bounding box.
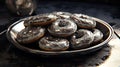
[0,1,120,67]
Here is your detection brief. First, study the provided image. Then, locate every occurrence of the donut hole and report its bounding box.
[58,21,69,27]
[46,37,58,41]
[75,32,84,38]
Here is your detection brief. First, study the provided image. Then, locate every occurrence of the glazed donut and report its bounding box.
[71,29,94,49]
[24,13,57,26]
[48,19,77,37]
[16,27,45,44]
[39,36,69,51]
[53,12,72,19]
[71,14,96,29]
[92,29,103,43]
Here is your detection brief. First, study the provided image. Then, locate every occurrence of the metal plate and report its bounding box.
[6,14,114,56]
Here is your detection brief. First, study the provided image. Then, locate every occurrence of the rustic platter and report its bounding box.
[6,14,113,56]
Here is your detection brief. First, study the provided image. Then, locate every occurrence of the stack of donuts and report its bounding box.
[16,12,103,51]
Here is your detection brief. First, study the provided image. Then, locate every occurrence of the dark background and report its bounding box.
[0,0,120,5]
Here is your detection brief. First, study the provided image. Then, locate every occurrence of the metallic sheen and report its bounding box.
[6,14,113,55]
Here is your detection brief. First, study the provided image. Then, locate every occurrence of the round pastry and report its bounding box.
[24,13,58,27]
[92,29,103,43]
[16,27,45,44]
[72,14,91,19]
[53,11,72,19]
[39,36,69,51]
[71,14,96,29]
[48,19,77,37]
[70,29,94,49]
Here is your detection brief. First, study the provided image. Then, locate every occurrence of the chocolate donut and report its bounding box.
[53,12,72,19]
[39,36,69,51]
[71,29,94,49]
[71,14,96,29]
[24,13,57,26]
[48,19,77,37]
[92,29,103,43]
[16,27,45,44]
